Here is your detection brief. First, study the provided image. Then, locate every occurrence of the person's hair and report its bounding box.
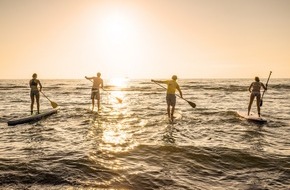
[172,75,177,80]
[97,72,101,77]
[32,73,37,78]
[255,76,260,82]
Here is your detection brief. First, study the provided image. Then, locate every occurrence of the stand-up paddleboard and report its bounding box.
[7,109,57,126]
[237,111,267,123]
[165,112,183,124]
[88,106,98,114]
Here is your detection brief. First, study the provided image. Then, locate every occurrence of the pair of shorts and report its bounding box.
[251,91,261,97]
[91,88,100,100]
[30,90,39,97]
[166,94,176,106]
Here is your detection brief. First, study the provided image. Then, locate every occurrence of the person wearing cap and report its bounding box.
[29,73,42,114]
[85,72,104,111]
[248,76,267,117]
[151,75,183,122]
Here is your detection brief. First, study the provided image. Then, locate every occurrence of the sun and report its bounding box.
[93,6,143,77]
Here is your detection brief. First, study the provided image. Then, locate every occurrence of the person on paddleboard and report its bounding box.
[85,72,104,111]
[151,75,183,122]
[248,76,267,117]
[29,73,42,115]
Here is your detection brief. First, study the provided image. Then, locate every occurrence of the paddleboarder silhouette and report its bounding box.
[29,73,42,114]
[248,76,267,117]
[85,72,104,111]
[152,75,183,122]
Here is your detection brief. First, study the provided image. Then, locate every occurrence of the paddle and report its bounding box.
[40,91,58,108]
[260,71,272,107]
[87,79,122,103]
[102,87,123,103]
[152,80,196,108]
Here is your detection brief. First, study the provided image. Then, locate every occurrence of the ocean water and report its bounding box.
[0,78,289,190]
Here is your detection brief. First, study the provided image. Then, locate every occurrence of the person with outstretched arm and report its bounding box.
[152,75,183,122]
[248,76,267,117]
[85,72,104,111]
[29,73,42,114]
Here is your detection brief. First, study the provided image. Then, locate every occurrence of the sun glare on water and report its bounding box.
[104,77,128,104]
[99,124,138,154]
[108,77,128,88]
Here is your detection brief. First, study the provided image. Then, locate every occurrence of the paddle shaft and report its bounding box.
[153,81,182,98]
[40,91,58,108]
[260,71,272,104]
[40,91,51,101]
[87,78,122,103]
[152,80,196,108]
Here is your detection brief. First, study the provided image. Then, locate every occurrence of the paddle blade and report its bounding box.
[187,100,196,108]
[51,101,58,108]
[116,97,123,103]
[260,99,263,107]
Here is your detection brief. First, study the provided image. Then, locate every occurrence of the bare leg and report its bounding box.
[97,99,100,111]
[171,106,175,122]
[36,93,40,114]
[256,94,261,117]
[248,94,255,115]
[30,95,34,115]
[167,105,170,119]
[92,99,95,110]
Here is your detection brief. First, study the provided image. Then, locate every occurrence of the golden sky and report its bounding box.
[0,0,289,79]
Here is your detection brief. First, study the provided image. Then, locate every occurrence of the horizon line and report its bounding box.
[0,77,289,80]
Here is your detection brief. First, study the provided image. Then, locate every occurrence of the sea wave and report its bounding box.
[0,79,289,189]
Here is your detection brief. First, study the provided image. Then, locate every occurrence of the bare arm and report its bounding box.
[248,82,253,92]
[38,80,42,91]
[151,79,166,84]
[177,85,183,98]
[261,83,267,91]
[101,79,104,88]
[85,76,94,80]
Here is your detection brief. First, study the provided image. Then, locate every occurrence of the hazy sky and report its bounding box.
[1,0,289,79]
